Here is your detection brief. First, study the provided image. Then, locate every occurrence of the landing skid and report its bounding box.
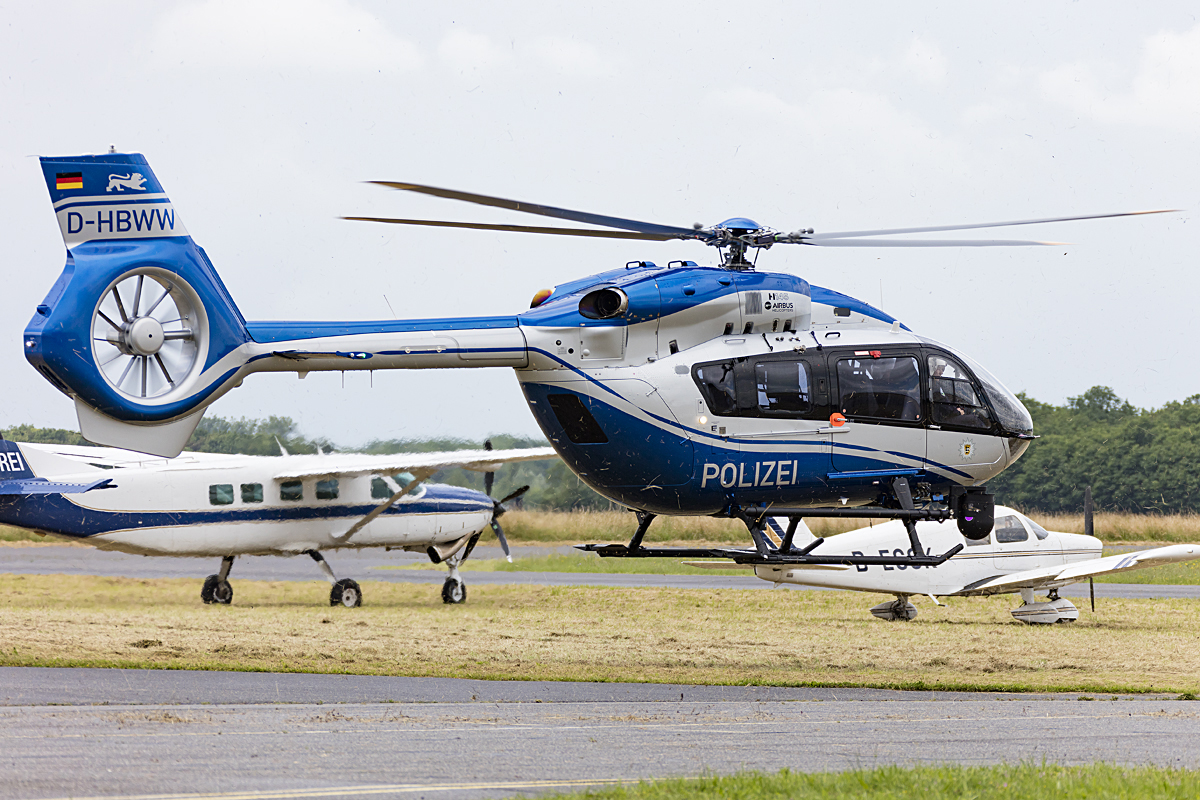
[578,478,964,569]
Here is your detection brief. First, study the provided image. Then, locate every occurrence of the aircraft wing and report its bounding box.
[957,544,1200,595]
[0,477,114,495]
[272,446,559,481]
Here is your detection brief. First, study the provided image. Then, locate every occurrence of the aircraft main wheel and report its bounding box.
[330,578,362,608]
[201,575,233,605]
[442,577,466,605]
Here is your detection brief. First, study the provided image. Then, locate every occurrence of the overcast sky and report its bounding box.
[2,1,1197,446]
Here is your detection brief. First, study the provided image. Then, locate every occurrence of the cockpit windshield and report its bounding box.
[919,337,1033,435]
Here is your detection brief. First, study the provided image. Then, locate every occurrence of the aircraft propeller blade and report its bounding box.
[1085,486,1095,612]
[342,216,676,241]
[1084,485,1094,538]
[483,439,494,497]
[489,519,512,562]
[497,485,530,509]
[368,181,704,239]
[801,209,1179,241]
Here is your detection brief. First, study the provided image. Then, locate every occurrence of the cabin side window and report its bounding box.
[693,361,737,416]
[280,480,303,502]
[836,356,921,422]
[928,354,992,430]
[209,484,234,506]
[546,393,609,444]
[994,515,1028,543]
[371,477,393,500]
[316,478,339,500]
[241,483,263,503]
[755,360,812,416]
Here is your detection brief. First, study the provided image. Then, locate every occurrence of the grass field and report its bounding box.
[544,764,1200,800]
[3,573,1200,693]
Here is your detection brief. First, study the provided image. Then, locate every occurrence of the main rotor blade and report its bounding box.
[800,237,1065,247]
[369,181,704,239]
[806,209,1178,241]
[342,216,676,241]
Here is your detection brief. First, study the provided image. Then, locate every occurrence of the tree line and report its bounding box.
[988,386,1200,513]
[6,384,1198,513]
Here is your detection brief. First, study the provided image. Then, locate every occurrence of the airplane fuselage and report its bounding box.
[0,449,492,558]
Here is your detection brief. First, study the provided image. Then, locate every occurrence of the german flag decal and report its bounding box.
[56,172,83,190]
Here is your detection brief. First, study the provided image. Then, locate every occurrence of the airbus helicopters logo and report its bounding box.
[762,291,794,313]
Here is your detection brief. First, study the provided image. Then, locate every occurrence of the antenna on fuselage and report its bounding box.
[275,437,290,457]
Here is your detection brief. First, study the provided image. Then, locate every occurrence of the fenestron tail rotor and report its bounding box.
[91,268,206,401]
[345,180,1178,270]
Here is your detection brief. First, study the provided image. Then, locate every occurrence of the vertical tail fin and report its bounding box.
[41,154,187,247]
[0,439,36,481]
[26,153,251,457]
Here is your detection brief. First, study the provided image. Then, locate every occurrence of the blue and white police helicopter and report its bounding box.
[0,435,555,606]
[22,152,1173,575]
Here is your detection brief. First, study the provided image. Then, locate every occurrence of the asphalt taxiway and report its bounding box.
[4,543,1199,598]
[2,667,1199,800]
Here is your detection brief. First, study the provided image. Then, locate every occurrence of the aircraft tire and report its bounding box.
[442,577,466,605]
[202,576,233,605]
[330,578,362,608]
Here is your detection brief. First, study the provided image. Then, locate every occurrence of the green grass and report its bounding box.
[545,765,1200,800]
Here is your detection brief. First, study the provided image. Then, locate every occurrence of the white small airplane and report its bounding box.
[0,436,556,606]
[676,498,1200,623]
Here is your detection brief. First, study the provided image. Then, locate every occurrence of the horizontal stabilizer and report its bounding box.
[0,477,114,496]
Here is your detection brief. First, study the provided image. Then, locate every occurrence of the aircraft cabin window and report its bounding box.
[928,354,992,430]
[316,479,339,500]
[994,515,1028,543]
[755,361,812,415]
[209,484,234,506]
[837,356,921,422]
[1026,518,1050,540]
[694,361,737,416]
[280,480,303,502]
[241,483,263,504]
[546,393,609,444]
[371,477,392,500]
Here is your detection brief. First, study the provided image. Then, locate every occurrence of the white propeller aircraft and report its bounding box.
[680,497,1200,623]
[0,436,556,606]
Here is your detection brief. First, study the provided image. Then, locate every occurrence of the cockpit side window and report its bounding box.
[755,360,812,416]
[693,361,737,416]
[836,356,921,422]
[1025,518,1050,540]
[994,515,1028,543]
[928,354,992,430]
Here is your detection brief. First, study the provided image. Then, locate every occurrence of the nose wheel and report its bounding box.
[442,576,466,604]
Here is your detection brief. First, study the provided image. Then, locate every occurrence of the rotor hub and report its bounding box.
[125,316,165,357]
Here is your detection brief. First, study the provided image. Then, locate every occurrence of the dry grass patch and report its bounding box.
[1027,512,1200,544]
[2,574,1200,693]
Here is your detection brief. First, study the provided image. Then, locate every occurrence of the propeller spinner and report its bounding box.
[345,182,1177,269]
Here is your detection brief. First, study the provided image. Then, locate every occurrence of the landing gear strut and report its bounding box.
[201,556,235,605]
[306,550,362,607]
[441,549,468,604]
